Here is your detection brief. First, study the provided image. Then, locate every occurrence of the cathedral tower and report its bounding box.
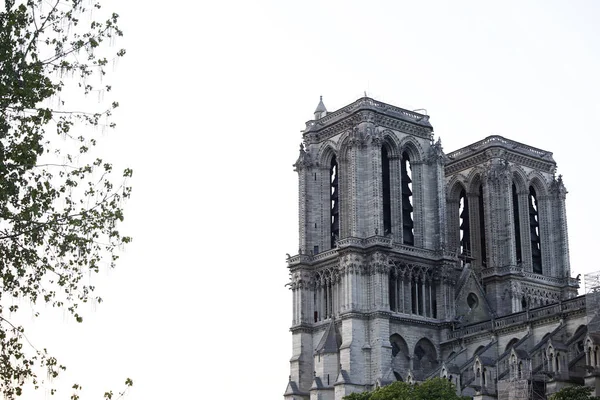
[445,137,576,315]
[284,97,579,400]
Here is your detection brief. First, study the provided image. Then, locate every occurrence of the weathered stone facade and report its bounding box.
[284,97,594,400]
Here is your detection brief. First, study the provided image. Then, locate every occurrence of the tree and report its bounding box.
[344,378,469,400]
[0,0,130,398]
[550,385,600,400]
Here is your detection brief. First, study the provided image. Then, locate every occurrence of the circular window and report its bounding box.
[467,293,479,309]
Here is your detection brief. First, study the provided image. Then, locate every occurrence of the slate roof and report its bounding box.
[315,318,341,354]
[314,96,327,114]
[478,356,496,366]
[514,349,530,359]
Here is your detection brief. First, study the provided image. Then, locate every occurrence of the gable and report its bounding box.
[455,266,493,325]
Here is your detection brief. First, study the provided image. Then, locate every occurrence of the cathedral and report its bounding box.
[284,97,600,400]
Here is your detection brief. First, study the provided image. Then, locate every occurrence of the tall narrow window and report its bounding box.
[330,156,339,249]
[389,271,396,311]
[478,185,487,267]
[411,278,417,314]
[401,152,414,245]
[529,186,542,273]
[459,189,470,256]
[382,147,392,235]
[512,184,522,264]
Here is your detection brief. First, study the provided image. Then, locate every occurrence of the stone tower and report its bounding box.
[284,97,579,400]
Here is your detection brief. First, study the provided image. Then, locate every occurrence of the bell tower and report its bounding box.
[284,97,579,400]
[285,97,454,400]
[444,137,578,315]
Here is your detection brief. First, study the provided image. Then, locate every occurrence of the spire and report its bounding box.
[314,96,327,119]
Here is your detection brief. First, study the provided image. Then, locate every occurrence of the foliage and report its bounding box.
[344,392,373,400]
[0,0,131,398]
[344,378,469,400]
[550,385,600,400]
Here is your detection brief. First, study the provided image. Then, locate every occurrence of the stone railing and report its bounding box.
[481,265,523,278]
[446,135,554,162]
[287,249,337,266]
[362,236,394,247]
[287,238,450,267]
[482,266,577,286]
[336,237,364,247]
[304,97,432,132]
[447,321,493,340]
[523,271,569,285]
[446,296,586,340]
[392,243,442,260]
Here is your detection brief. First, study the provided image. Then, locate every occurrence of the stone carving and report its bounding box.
[550,174,568,198]
[426,137,448,165]
[286,97,581,400]
[293,143,313,171]
[484,158,512,184]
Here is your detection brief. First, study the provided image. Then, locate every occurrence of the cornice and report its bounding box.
[290,324,314,334]
[287,236,457,269]
[445,136,556,175]
[389,313,450,328]
[481,266,576,289]
[302,97,433,144]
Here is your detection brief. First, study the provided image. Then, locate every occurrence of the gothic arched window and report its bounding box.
[478,184,487,267]
[512,184,522,264]
[529,186,542,274]
[459,189,470,256]
[382,147,392,235]
[330,156,339,249]
[401,152,414,245]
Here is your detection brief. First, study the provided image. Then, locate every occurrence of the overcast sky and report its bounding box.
[13,1,600,399]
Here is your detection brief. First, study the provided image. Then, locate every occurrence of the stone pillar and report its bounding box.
[482,157,515,269]
[550,175,570,278]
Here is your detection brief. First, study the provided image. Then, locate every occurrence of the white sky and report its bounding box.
[12,0,600,399]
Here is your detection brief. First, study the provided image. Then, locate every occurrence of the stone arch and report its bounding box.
[505,337,520,353]
[316,142,338,167]
[447,179,469,254]
[512,167,528,193]
[337,130,355,163]
[510,168,528,268]
[380,129,401,158]
[574,325,587,336]
[466,168,485,194]
[390,334,410,358]
[527,175,547,274]
[541,333,551,343]
[473,345,485,358]
[398,136,425,163]
[448,179,468,203]
[464,170,487,268]
[527,173,549,197]
[390,334,410,372]
[413,337,438,373]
